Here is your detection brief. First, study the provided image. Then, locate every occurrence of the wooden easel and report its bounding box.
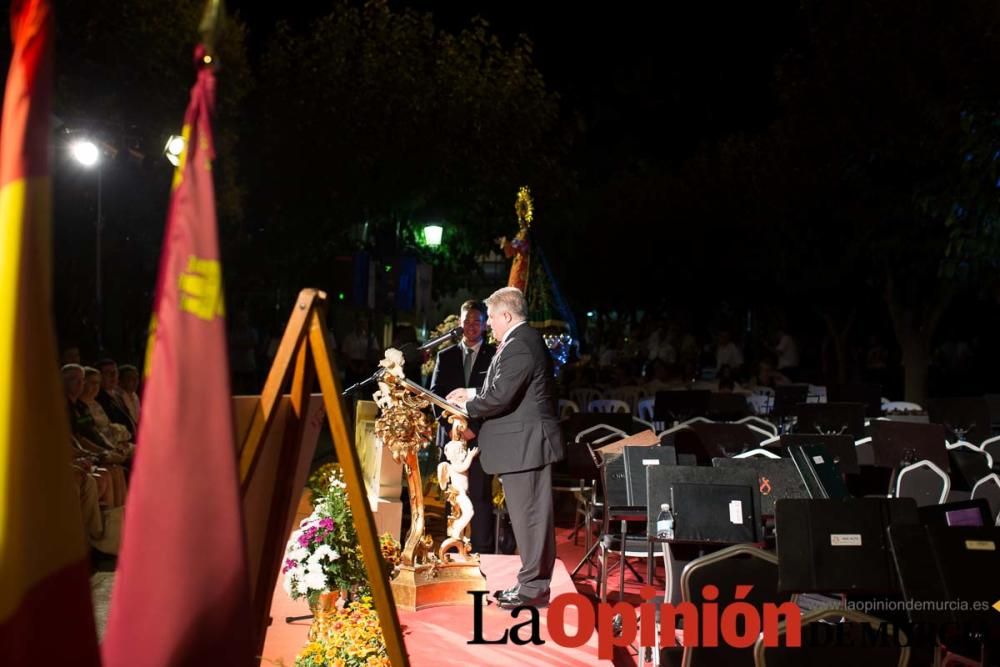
[238,288,408,667]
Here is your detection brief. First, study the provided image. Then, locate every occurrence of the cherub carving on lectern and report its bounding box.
[436,439,479,558]
[372,348,406,411]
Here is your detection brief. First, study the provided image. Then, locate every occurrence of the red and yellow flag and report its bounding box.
[101,45,252,666]
[0,0,101,664]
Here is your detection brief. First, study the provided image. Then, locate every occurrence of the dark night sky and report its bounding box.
[227,1,799,168]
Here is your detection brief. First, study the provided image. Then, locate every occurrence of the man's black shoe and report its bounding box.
[493,585,519,599]
[495,589,550,609]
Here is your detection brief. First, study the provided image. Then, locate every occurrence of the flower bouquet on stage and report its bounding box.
[371,348,488,611]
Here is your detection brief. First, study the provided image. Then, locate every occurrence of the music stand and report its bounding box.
[868,420,949,471]
[622,445,676,506]
[793,402,867,439]
[772,384,810,419]
[644,465,762,543]
[779,434,859,475]
[645,464,763,604]
[787,444,850,500]
[707,392,751,421]
[713,457,809,516]
[928,397,993,445]
[828,383,883,418]
[887,524,1000,661]
[654,390,711,424]
[918,499,992,528]
[775,497,919,595]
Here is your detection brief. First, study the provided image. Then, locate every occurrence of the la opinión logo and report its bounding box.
[468,585,801,659]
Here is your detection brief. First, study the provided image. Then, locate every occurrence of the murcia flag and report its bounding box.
[101,43,253,666]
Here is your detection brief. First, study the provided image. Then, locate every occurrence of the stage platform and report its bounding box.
[260,554,609,666]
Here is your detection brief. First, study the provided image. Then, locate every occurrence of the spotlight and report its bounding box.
[164,134,185,167]
[71,140,100,167]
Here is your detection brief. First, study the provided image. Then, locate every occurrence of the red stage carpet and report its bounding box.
[260,553,610,666]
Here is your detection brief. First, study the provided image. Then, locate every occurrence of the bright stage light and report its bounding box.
[164,134,186,167]
[71,140,100,167]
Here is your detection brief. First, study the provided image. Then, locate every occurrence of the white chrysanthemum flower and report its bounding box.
[288,547,309,563]
[312,544,339,562]
[303,570,327,591]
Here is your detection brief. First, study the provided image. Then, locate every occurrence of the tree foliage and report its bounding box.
[246,0,569,294]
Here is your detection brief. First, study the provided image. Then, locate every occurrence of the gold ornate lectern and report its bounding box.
[371,356,487,611]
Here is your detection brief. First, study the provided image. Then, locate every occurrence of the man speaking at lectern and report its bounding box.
[447,287,565,608]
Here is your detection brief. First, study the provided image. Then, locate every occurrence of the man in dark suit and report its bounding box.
[430,300,496,553]
[95,359,137,440]
[447,287,565,608]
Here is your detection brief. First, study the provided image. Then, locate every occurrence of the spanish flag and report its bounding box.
[100,40,253,666]
[0,0,101,664]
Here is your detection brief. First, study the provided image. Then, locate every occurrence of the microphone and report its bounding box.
[419,326,463,351]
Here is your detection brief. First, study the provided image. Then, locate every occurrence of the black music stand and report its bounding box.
[887,524,1000,662]
[779,434,859,475]
[918,499,992,528]
[868,421,949,491]
[828,382,883,418]
[787,444,850,500]
[654,390,711,424]
[775,497,919,595]
[645,464,763,603]
[793,402,866,439]
[713,457,809,516]
[928,397,992,445]
[573,451,648,598]
[707,392,751,421]
[772,384,810,419]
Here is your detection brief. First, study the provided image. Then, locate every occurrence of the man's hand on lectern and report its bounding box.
[446,388,468,409]
[461,427,476,441]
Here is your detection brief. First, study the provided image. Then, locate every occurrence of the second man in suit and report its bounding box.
[429,300,496,553]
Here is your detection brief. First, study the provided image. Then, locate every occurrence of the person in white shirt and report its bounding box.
[715,330,744,373]
[774,329,800,380]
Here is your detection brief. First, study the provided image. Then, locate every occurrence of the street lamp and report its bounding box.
[71,139,103,351]
[422,223,443,248]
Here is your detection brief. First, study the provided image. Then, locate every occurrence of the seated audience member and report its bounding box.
[643,360,688,393]
[773,328,800,381]
[750,354,791,390]
[81,367,134,458]
[715,330,744,375]
[71,455,121,555]
[117,364,141,425]
[95,358,136,439]
[62,364,127,507]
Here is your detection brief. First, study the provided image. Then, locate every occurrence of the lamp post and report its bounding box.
[71,139,102,350]
[422,223,443,248]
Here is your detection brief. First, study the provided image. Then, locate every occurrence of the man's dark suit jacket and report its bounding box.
[466,323,565,475]
[429,341,495,428]
[96,388,136,439]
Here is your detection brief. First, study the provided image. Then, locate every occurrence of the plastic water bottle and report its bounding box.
[656,503,675,540]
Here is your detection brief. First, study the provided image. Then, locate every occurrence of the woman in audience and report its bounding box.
[62,364,128,506]
[80,367,135,459]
